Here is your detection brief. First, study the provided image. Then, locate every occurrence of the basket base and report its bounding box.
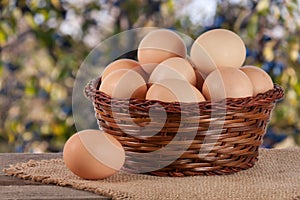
[122,155,258,177]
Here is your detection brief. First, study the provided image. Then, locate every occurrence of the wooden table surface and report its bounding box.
[0,153,109,200]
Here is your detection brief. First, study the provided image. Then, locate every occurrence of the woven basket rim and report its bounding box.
[84,77,285,108]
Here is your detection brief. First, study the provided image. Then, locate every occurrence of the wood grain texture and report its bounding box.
[0,185,105,200]
[0,153,109,200]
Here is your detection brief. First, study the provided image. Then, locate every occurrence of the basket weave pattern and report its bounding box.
[85,78,284,177]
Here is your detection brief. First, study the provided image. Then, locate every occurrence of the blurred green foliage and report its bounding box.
[0,0,299,152]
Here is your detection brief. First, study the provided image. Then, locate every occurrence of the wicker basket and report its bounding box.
[84,77,284,177]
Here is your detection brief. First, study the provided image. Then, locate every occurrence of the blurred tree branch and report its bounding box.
[1,29,33,50]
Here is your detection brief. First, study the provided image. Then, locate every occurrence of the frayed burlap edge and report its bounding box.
[3,159,131,200]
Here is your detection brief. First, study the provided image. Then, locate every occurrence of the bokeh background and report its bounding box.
[0,0,299,153]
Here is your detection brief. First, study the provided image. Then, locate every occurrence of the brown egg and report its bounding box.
[101,59,147,81]
[190,29,246,75]
[146,79,206,103]
[202,67,253,101]
[148,57,196,86]
[240,65,274,96]
[138,29,187,74]
[63,129,125,180]
[99,69,147,99]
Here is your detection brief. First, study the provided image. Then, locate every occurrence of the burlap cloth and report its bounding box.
[3,148,300,200]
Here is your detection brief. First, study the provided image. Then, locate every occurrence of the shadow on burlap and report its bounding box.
[3,148,300,200]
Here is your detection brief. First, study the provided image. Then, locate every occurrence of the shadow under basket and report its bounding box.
[84,77,284,177]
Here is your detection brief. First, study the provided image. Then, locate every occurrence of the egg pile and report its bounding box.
[100,28,274,103]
